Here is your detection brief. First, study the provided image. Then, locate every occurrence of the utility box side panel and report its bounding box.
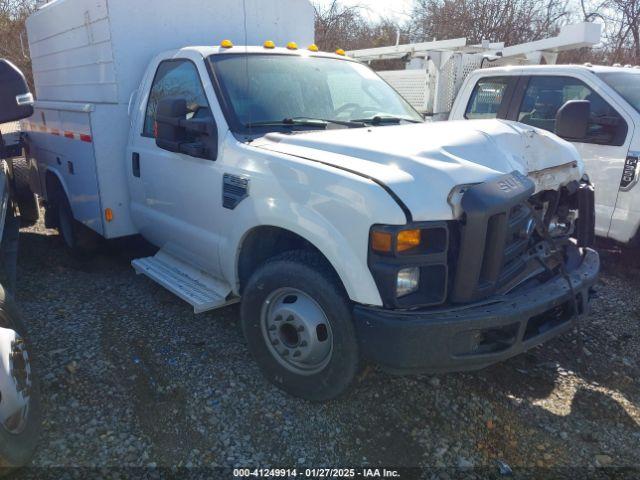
[27,0,315,105]
[379,70,428,114]
[22,105,104,235]
[89,104,137,238]
[107,0,315,105]
[27,0,117,104]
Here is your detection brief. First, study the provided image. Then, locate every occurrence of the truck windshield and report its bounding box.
[208,54,423,134]
[597,71,640,114]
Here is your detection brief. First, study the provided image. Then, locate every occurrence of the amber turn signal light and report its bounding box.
[397,229,421,253]
[371,231,392,253]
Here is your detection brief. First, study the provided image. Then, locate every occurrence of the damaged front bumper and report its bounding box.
[353,247,599,374]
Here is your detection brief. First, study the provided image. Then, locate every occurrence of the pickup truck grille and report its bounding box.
[450,172,537,304]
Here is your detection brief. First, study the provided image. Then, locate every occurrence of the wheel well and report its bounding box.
[238,226,341,294]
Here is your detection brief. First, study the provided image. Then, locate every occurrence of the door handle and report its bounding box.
[132,152,140,178]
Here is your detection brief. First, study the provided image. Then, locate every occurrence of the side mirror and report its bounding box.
[555,100,590,140]
[155,97,218,160]
[0,59,34,123]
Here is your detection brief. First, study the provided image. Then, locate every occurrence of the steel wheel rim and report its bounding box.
[260,288,333,376]
[0,327,32,435]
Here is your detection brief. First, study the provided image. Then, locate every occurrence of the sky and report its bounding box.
[315,0,415,21]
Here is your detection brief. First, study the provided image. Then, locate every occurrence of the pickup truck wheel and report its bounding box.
[0,286,41,473]
[53,189,99,254]
[10,159,39,228]
[241,251,358,401]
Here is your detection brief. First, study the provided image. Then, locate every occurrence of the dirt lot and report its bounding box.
[11,218,640,479]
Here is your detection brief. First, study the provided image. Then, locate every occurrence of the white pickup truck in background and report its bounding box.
[350,26,640,246]
[20,0,599,400]
[450,65,640,246]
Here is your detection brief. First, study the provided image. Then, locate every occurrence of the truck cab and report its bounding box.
[22,0,600,401]
[450,65,640,245]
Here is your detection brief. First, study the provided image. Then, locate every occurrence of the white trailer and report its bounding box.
[348,23,602,119]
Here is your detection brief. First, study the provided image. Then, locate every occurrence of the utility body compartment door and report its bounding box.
[127,53,225,276]
[23,104,104,235]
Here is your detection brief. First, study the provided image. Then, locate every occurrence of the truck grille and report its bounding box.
[450,172,536,304]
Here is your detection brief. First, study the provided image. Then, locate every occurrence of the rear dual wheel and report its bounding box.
[10,158,39,228]
[241,251,359,402]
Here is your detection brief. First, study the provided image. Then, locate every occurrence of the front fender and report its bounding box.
[219,141,407,307]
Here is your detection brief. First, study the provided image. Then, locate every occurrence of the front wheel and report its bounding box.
[241,251,359,402]
[0,286,41,473]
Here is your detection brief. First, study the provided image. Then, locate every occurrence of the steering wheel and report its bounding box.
[334,103,363,118]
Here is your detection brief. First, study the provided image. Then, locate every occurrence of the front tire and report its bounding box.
[241,251,359,402]
[0,286,41,473]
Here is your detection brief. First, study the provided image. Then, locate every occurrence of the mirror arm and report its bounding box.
[155,115,182,127]
[179,118,211,135]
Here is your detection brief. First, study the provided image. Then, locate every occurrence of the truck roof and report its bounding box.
[182,45,351,61]
[478,64,640,75]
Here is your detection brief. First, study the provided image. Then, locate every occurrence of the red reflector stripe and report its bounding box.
[28,125,92,143]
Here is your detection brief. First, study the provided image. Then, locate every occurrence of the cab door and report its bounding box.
[127,55,225,275]
[509,74,633,238]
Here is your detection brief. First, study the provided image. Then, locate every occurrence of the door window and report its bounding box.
[465,77,511,119]
[517,76,627,146]
[143,60,211,138]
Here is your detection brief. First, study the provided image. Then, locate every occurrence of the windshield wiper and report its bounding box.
[290,117,366,128]
[245,117,365,129]
[352,116,423,125]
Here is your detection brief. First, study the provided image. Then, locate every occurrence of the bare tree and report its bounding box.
[0,0,35,89]
[409,0,570,45]
[608,0,640,61]
[571,0,640,64]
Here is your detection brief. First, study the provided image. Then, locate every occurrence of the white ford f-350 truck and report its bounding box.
[21,0,600,400]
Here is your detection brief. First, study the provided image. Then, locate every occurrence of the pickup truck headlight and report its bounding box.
[368,222,451,309]
[397,267,420,297]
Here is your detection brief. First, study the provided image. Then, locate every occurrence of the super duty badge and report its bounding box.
[620,155,639,192]
[498,172,528,193]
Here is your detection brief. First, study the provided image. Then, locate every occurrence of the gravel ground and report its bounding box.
[9,216,640,479]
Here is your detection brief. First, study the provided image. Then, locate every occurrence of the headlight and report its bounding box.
[397,267,420,297]
[368,223,451,309]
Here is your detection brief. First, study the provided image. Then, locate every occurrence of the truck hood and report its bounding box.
[253,119,584,221]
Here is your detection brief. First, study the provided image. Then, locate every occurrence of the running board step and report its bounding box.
[132,251,235,314]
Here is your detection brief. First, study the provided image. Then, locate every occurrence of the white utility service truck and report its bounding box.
[351,25,640,246]
[21,0,599,400]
